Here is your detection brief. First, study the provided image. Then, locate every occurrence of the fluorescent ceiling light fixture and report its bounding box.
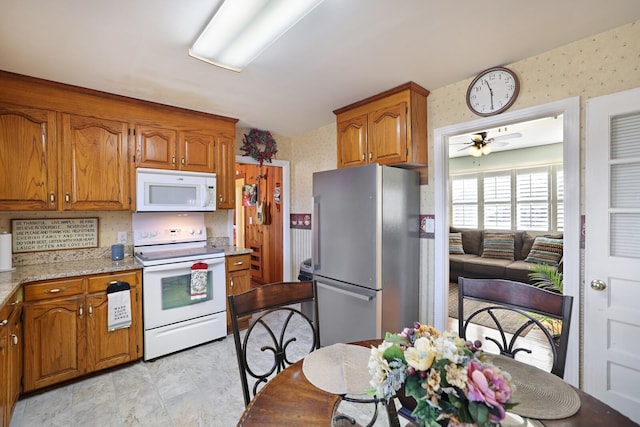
[189,0,324,72]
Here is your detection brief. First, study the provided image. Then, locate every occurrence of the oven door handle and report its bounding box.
[142,257,225,273]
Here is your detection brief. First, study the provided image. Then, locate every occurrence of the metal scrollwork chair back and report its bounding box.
[228,281,319,406]
[458,277,573,377]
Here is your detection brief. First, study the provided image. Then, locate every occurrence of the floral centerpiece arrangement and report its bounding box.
[368,323,516,427]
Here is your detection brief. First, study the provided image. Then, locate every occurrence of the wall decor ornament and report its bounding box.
[241,128,278,166]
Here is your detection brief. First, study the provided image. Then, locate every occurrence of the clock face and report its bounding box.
[466,67,519,116]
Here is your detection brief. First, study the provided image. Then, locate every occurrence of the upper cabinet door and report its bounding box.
[179,131,215,172]
[135,125,178,170]
[61,114,130,210]
[369,101,408,165]
[337,114,368,168]
[216,134,236,209]
[0,104,58,210]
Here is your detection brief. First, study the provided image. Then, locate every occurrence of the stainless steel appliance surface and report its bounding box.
[133,212,227,360]
[312,164,419,346]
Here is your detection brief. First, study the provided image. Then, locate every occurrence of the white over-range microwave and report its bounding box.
[136,168,216,212]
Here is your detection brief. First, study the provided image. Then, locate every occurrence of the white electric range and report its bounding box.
[132,212,226,360]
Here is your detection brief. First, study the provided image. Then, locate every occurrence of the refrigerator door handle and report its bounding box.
[313,196,320,270]
[317,282,374,301]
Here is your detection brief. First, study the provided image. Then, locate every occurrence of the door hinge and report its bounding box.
[132,155,136,163]
[136,344,140,354]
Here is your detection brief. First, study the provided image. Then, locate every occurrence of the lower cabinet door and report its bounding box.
[86,290,140,372]
[23,295,85,391]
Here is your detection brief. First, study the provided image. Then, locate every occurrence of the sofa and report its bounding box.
[449,227,563,285]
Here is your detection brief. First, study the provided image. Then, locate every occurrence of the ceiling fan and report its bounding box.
[456,131,522,157]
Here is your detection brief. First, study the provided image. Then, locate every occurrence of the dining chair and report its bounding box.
[228,280,320,406]
[457,277,573,377]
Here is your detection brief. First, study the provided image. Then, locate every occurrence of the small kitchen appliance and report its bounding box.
[136,168,217,212]
[132,212,226,360]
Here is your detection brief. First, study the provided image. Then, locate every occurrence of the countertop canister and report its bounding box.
[0,232,14,272]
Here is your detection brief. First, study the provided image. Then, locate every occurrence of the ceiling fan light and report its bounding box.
[481,144,492,155]
[468,145,482,157]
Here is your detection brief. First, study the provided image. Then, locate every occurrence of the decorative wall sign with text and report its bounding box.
[12,218,99,252]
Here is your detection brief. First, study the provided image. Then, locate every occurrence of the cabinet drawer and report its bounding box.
[227,254,251,272]
[0,288,22,321]
[24,278,84,301]
[87,271,140,293]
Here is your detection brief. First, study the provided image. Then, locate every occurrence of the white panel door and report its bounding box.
[585,87,640,423]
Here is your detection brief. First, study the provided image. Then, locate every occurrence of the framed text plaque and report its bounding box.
[11,218,99,253]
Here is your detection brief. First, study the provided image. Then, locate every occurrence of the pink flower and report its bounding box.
[466,361,512,422]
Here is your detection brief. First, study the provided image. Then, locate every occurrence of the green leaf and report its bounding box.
[382,343,405,363]
[468,401,490,424]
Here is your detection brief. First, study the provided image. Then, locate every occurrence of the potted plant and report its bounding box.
[528,263,563,339]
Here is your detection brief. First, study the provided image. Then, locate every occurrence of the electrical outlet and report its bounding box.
[117,231,127,244]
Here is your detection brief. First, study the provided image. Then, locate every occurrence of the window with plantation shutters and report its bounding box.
[484,173,511,229]
[450,164,563,232]
[517,168,549,230]
[451,176,478,228]
[556,168,564,231]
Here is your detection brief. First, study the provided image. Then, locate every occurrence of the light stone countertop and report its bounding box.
[0,246,252,307]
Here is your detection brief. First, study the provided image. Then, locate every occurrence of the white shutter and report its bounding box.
[484,173,511,229]
[451,176,478,228]
[517,169,549,230]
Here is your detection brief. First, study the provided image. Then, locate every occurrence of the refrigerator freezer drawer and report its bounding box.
[316,280,379,347]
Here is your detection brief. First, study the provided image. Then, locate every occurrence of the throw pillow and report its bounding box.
[449,232,465,254]
[481,232,515,260]
[525,236,564,266]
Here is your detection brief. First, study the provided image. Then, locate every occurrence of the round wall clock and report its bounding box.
[466,67,520,116]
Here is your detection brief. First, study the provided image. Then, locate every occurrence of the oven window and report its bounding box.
[161,271,213,310]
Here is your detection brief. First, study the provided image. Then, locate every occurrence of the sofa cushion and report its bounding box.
[481,232,515,261]
[463,256,512,277]
[449,254,479,272]
[449,232,465,254]
[506,260,538,283]
[521,232,536,260]
[525,236,564,266]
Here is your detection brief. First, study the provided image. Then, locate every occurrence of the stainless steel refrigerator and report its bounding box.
[312,163,419,346]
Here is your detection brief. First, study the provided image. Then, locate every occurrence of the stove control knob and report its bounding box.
[140,231,149,239]
[150,230,158,237]
[197,229,203,235]
[188,229,195,235]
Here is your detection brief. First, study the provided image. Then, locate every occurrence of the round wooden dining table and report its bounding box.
[237,340,637,426]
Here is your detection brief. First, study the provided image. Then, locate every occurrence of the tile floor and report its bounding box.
[10,334,246,427]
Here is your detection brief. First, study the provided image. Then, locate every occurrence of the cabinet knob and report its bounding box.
[79,305,83,318]
[369,152,372,160]
[50,192,55,203]
[234,261,244,266]
[45,288,65,294]
[11,334,18,345]
[89,303,93,316]
[361,153,365,161]
[0,319,7,327]
[181,157,186,165]
[230,278,234,289]
[172,156,176,165]
[65,193,70,203]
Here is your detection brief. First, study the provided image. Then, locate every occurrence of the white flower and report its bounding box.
[405,337,436,371]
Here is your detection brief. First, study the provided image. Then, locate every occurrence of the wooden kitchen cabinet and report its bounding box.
[61,113,131,210]
[0,70,238,211]
[215,134,236,209]
[0,103,58,211]
[23,270,142,392]
[135,126,216,173]
[0,289,22,427]
[334,82,429,169]
[226,253,251,332]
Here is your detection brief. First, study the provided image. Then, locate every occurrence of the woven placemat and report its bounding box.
[302,343,372,395]
[486,354,581,420]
